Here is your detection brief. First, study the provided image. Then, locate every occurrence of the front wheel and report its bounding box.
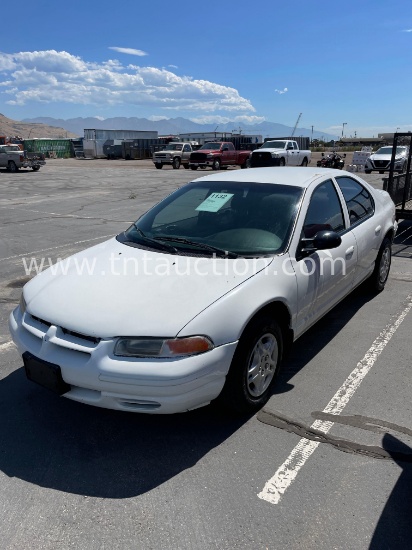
[183,163,190,169]
[218,316,283,414]
[301,157,308,167]
[365,169,372,174]
[155,164,163,169]
[368,237,392,292]
[212,158,221,170]
[190,166,198,170]
[279,158,286,167]
[32,165,40,171]
[172,157,181,169]
[8,161,18,172]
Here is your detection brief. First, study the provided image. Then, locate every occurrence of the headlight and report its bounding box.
[114,336,214,358]
[20,292,26,314]
[207,154,215,158]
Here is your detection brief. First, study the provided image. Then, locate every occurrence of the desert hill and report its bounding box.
[0,113,78,140]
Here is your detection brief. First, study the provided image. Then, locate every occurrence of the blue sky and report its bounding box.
[1,0,411,137]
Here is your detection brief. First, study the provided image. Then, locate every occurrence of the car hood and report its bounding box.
[253,148,283,154]
[23,238,273,338]
[195,149,221,154]
[370,153,404,161]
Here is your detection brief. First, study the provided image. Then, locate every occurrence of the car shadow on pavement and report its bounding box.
[369,434,412,549]
[0,369,248,498]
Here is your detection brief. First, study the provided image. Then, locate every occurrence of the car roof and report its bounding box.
[191,167,343,188]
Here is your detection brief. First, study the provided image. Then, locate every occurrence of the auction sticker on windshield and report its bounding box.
[196,193,234,213]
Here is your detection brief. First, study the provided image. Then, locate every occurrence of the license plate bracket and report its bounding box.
[23,352,70,395]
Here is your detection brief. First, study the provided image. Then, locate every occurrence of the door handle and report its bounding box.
[345,246,355,256]
[375,225,381,235]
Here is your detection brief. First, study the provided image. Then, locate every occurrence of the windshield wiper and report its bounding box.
[153,236,239,258]
[132,225,178,253]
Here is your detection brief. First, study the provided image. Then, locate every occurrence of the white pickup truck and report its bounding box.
[0,144,46,172]
[152,142,195,169]
[249,139,311,168]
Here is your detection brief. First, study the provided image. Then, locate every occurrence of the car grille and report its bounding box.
[23,313,101,354]
[190,152,208,162]
[250,152,279,167]
[155,154,167,158]
[373,160,389,168]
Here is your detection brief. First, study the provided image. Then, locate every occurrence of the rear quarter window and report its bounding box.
[335,176,374,226]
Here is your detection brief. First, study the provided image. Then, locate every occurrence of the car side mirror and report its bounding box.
[298,230,342,259]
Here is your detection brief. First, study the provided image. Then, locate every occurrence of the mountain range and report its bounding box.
[20,116,338,141]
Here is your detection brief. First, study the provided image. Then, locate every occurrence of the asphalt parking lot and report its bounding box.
[1,160,412,550]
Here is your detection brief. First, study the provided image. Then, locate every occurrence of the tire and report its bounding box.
[8,161,18,172]
[190,166,198,170]
[365,169,372,174]
[241,159,250,169]
[172,157,181,169]
[368,237,392,292]
[379,171,384,174]
[183,163,189,169]
[279,158,286,167]
[301,157,308,167]
[219,316,283,414]
[155,164,163,169]
[32,166,40,171]
[212,158,221,170]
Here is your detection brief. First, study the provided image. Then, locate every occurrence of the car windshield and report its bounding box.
[119,181,303,257]
[261,141,286,149]
[199,143,222,150]
[376,146,407,155]
[2,145,21,152]
[163,144,183,151]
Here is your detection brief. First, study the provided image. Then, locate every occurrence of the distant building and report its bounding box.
[83,129,158,158]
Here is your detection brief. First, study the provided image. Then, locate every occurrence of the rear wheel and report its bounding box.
[368,237,392,292]
[218,316,283,414]
[172,157,181,169]
[212,158,221,170]
[8,161,18,172]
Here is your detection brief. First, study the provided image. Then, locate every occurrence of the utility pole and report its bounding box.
[311,125,314,144]
[341,122,347,139]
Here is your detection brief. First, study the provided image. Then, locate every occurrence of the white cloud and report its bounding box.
[0,50,256,115]
[168,64,178,69]
[148,115,170,121]
[402,29,412,32]
[109,47,148,56]
[190,115,265,124]
[275,87,288,94]
[94,115,105,120]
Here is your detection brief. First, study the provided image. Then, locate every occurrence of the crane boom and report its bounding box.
[291,113,302,137]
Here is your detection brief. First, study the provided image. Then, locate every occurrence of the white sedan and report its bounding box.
[9,168,396,414]
[365,145,409,174]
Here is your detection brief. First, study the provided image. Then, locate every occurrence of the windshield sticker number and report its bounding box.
[196,193,234,213]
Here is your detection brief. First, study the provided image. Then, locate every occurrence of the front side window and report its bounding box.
[303,180,345,238]
[120,181,304,257]
[335,176,374,226]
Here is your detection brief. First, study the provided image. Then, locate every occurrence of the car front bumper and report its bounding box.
[9,306,238,414]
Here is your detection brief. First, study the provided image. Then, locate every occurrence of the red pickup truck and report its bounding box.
[188,142,250,170]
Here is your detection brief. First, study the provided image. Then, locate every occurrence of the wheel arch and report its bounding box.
[241,300,294,357]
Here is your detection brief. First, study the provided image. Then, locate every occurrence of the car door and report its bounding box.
[335,176,381,287]
[289,178,358,337]
[182,144,192,163]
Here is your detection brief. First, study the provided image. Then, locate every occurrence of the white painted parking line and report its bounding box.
[0,234,114,263]
[0,341,15,353]
[258,293,412,505]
